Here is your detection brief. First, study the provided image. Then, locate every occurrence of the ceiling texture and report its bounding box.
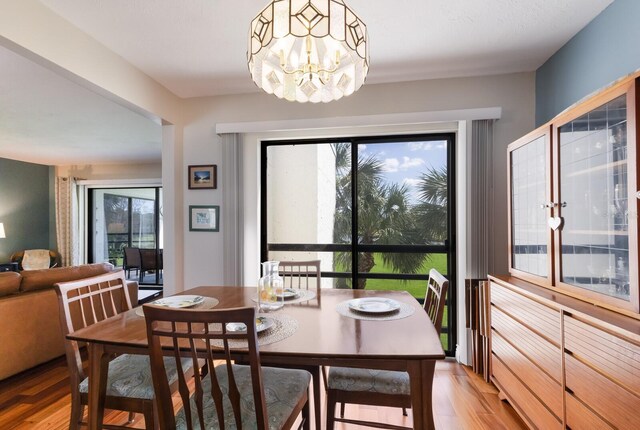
[0,0,613,165]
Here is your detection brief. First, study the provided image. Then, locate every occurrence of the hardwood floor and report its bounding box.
[0,356,525,429]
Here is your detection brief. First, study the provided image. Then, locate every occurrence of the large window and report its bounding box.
[261,134,456,354]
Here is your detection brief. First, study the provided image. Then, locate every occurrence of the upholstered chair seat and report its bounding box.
[176,365,311,430]
[327,367,410,396]
[79,354,191,400]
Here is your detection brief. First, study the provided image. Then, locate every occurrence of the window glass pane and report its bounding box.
[510,135,548,277]
[267,143,351,245]
[357,140,448,246]
[559,95,630,300]
[132,197,156,249]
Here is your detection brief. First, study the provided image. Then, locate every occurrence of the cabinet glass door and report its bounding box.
[558,95,630,302]
[509,131,551,283]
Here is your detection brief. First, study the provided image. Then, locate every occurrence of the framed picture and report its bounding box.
[189,205,220,232]
[188,165,217,189]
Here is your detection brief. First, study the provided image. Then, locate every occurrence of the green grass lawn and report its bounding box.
[363,253,447,298]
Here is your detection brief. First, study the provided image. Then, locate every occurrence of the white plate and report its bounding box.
[152,295,204,309]
[347,298,401,314]
[226,316,275,333]
[277,288,300,299]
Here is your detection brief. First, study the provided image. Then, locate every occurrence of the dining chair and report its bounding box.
[326,268,450,430]
[276,259,325,429]
[123,247,141,278]
[55,270,191,430]
[143,304,311,430]
[279,260,322,291]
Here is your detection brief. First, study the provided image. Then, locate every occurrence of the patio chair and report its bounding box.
[325,268,449,430]
[123,247,141,278]
[55,270,193,429]
[139,248,161,284]
[143,304,311,430]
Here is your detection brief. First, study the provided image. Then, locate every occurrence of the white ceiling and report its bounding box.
[0,0,614,166]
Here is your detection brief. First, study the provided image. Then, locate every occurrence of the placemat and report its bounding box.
[134,296,220,317]
[250,289,317,305]
[209,313,298,348]
[336,299,416,321]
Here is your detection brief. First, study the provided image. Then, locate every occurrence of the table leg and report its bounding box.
[87,342,109,430]
[408,360,436,430]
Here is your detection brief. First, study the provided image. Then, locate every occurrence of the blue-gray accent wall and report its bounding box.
[536,0,640,126]
[0,158,52,262]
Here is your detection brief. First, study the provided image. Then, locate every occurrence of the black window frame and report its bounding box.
[260,133,456,356]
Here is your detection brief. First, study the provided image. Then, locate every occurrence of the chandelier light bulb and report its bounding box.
[248,0,369,103]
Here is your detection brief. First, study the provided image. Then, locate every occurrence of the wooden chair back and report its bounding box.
[423,268,449,334]
[279,260,321,291]
[54,270,133,394]
[143,305,269,430]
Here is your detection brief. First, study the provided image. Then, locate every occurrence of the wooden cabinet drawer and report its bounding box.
[491,353,562,430]
[490,282,560,344]
[491,306,561,382]
[565,353,640,429]
[564,314,640,396]
[491,330,562,419]
[565,393,612,430]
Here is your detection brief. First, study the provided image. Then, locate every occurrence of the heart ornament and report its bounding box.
[548,217,563,231]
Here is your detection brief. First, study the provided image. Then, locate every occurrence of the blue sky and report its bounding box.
[359,141,448,204]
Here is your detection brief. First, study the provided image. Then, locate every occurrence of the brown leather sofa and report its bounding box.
[0,263,138,381]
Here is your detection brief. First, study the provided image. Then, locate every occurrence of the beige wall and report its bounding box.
[180,72,536,290]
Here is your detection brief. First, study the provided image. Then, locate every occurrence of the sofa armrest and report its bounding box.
[126,280,139,307]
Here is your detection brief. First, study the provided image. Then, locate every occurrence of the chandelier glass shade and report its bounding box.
[248,0,369,103]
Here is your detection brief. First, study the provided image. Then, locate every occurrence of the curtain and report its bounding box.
[465,119,494,378]
[55,177,80,267]
[467,119,494,278]
[221,133,244,284]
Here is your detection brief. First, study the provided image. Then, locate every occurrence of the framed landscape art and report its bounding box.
[188,165,217,189]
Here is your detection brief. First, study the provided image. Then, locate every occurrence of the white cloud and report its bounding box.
[403,178,421,187]
[382,158,399,172]
[400,156,425,170]
[409,142,434,151]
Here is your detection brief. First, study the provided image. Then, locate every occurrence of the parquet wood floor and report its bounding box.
[0,356,526,429]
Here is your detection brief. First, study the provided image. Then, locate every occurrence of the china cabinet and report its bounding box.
[492,73,640,430]
[508,76,639,315]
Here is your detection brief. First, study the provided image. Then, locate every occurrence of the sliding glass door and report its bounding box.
[89,187,163,285]
[261,134,456,354]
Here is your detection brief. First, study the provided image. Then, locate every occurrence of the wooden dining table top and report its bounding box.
[68,286,445,362]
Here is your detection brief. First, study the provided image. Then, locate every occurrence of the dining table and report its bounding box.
[67,286,446,430]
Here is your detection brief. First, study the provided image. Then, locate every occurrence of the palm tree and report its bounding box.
[332,143,425,289]
[413,166,448,245]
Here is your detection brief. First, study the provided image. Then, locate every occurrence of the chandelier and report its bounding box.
[248,0,369,103]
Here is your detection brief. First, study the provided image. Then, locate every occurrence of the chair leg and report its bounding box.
[69,400,84,430]
[127,411,136,424]
[143,404,156,430]
[326,389,336,430]
[310,367,321,430]
[402,407,408,416]
[340,402,345,418]
[302,390,311,430]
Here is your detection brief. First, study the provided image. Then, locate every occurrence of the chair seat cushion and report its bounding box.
[328,367,410,395]
[79,354,190,400]
[176,364,310,430]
